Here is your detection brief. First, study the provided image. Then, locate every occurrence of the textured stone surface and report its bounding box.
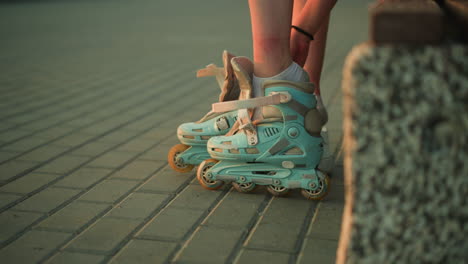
[338,43,468,264]
[38,201,109,232]
[12,187,80,213]
[138,208,205,241]
[0,172,60,194]
[66,217,140,253]
[236,249,291,264]
[35,155,90,174]
[48,252,105,264]
[176,226,244,263]
[54,167,112,189]
[106,192,169,220]
[0,230,71,263]
[0,211,43,244]
[78,179,139,203]
[246,196,313,253]
[110,160,163,180]
[111,239,177,263]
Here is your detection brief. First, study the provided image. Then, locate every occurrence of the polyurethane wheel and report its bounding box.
[266,185,290,197]
[168,144,194,173]
[197,159,224,190]
[301,173,330,200]
[232,182,257,193]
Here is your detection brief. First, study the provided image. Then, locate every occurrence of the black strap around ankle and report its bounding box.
[291,25,314,41]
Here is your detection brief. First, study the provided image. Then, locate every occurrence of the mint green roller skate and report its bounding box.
[196,61,330,200]
[168,51,253,173]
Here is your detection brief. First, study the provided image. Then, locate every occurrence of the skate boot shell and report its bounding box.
[168,51,253,172]
[196,63,330,200]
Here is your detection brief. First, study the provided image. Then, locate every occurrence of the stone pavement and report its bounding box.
[0,1,370,263]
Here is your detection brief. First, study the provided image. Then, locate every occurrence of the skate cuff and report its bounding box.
[211,92,291,113]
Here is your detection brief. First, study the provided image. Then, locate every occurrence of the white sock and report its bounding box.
[252,62,309,98]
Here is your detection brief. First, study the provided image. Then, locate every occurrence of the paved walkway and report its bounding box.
[0,1,370,263]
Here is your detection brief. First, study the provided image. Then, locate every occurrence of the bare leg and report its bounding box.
[291,0,336,94]
[249,0,293,78]
[304,14,330,95]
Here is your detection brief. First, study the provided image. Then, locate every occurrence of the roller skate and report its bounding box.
[167,51,253,173]
[196,61,330,200]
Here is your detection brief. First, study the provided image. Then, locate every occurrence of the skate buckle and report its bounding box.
[282,161,295,169]
[239,123,258,145]
[287,127,300,138]
[271,91,292,103]
[215,117,229,131]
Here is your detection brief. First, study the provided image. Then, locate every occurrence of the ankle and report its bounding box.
[252,62,309,98]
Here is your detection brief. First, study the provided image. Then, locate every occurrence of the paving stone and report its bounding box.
[298,238,338,264]
[36,155,90,174]
[52,133,96,147]
[1,137,50,152]
[0,210,43,244]
[107,192,169,220]
[54,167,112,189]
[79,120,123,135]
[176,226,244,263]
[324,182,345,204]
[236,249,291,264]
[0,172,60,194]
[139,166,193,193]
[124,117,162,132]
[0,230,71,263]
[307,202,344,241]
[12,187,80,213]
[110,160,164,181]
[246,196,313,253]
[330,165,345,186]
[39,201,110,232]
[34,126,76,140]
[140,127,173,140]
[139,144,172,161]
[0,193,22,209]
[0,160,40,181]
[111,239,177,264]
[93,131,136,144]
[65,116,100,127]
[48,252,106,264]
[0,151,20,163]
[168,183,224,210]
[116,138,156,152]
[161,136,179,146]
[18,145,69,162]
[138,207,205,241]
[203,191,266,229]
[21,120,61,131]
[66,217,140,253]
[87,151,138,169]
[71,142,113,157]
[79,179,139,203]
[0,129,32,143]
[0,122,16,131]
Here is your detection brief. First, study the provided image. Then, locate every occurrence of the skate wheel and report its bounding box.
[232,182,257,193]
[197,159,224,190]
[168,144,195,173]
[301,173,330,200]
[266,185,290,197]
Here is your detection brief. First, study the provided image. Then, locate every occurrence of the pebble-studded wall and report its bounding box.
[337,43,468,264]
